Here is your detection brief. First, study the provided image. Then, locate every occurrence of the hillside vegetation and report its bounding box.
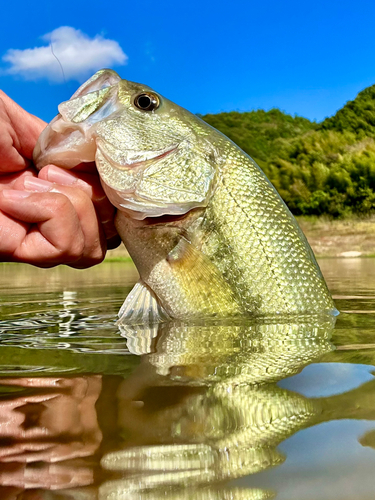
[202,85,375,217]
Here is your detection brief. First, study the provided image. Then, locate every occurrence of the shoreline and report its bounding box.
[105,216,375,262]
[297,216,375,258]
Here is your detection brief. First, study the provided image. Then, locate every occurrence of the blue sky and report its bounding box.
[1,0,375,123]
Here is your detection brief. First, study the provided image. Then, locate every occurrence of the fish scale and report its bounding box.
[199,138,333,315]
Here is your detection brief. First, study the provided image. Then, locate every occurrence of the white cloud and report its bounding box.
[2,26,128,82]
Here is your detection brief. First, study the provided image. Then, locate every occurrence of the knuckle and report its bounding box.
[87,242,106,265]
[72,243,106,269]
[43,192,73,215]
[60,236,85,263]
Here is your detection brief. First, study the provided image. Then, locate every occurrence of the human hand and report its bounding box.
[0,165,120,268]
[0,91,120,268]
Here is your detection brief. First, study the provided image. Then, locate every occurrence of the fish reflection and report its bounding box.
[95,316,333,499]
[121,315,336,384]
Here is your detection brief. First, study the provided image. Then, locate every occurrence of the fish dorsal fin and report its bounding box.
[117,281,170,325]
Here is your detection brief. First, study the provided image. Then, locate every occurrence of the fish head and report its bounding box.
[34,69,218,219]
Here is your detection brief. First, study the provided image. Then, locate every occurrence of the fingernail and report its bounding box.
[2,189,32,200]
[46,166,78,185]
[23,177,53,192]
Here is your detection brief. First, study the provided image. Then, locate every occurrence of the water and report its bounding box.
[0,258,374,499]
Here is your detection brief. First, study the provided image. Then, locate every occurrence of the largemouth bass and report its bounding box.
[33,69,336,323]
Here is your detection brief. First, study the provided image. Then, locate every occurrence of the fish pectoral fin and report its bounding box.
[167,238,241,316]
[117,281,170,325]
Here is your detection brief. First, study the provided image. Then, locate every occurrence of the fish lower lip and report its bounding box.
[142,208,204,226]
[144,213,189,225]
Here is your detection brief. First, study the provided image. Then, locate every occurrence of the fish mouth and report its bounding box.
[33,112,178,175]
[33,117,96,170]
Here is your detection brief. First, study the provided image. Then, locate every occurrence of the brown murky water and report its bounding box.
[0,258,374,499]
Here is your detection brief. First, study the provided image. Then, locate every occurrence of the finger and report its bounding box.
[0,129,30,173]
[0,169,35,190]
[0,90,46,160]
[24,178,108,267]
[22,178,107,268]
[0,209,29,258]
[0,189,85,267]
[39,165,118,241]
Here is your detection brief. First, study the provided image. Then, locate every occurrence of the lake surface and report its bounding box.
[0,258,375,499]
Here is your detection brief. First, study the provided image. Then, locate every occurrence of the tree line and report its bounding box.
[202,84,375,217]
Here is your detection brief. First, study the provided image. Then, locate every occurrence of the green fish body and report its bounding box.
[34,70,336,323]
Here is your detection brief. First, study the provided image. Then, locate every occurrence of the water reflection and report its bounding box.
[0,314,344,499]
[0,376,101,498]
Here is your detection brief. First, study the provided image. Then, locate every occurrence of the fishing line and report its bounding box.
[50,36,67,86]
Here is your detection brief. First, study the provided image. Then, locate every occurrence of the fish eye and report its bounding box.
[134,93,160,111]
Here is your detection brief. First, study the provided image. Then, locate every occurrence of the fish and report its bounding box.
[33,69,336,323]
